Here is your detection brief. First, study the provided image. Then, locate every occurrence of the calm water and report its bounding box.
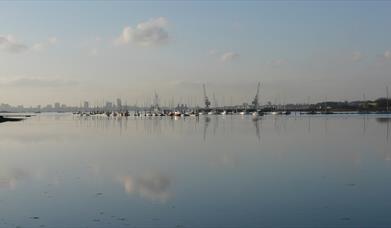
[0,114,390,227]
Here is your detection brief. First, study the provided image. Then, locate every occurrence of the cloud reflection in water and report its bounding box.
[0,168,30,190]
[118,172,172,203]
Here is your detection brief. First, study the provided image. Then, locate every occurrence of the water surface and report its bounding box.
[0,114,390,227]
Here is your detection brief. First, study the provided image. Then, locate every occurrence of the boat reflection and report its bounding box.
[252,117,261,142]
[376,117,391,123]
[203,117,210,141]
[376,118,390,142]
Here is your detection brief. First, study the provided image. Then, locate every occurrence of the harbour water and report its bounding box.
[0,114,390,227]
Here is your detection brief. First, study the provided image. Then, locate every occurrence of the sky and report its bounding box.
[1,1,391,107]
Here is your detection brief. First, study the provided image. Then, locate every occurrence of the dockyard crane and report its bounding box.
[252,82,261,110]
[203,84,211,109]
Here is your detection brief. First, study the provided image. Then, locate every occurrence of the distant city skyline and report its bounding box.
[1,1,391,106]
[1,95,389,114]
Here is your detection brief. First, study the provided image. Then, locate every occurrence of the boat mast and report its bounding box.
[213,93,218,109]
[252,82,260,111]
[203,84,211,109]
[387,86,389,112]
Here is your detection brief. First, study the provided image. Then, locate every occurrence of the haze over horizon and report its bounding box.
[1,1,391,107]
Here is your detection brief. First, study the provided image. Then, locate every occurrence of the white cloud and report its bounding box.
[48,37,58,44]
[384,50,391,60]
[351,51,364,62]
[0,35,28,53]
[115,17,169,47]
[31,37,58,52]
[220,51,240,62]
[0,35,57,53]
[376,50,391,64]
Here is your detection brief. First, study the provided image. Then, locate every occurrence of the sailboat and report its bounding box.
[251,82,264,116]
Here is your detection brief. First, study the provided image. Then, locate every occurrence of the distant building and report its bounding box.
[0,103,11,111]
[54,102,61,109]
[105,102,113,110]
[116,98,122,109]
[83,101,89,110]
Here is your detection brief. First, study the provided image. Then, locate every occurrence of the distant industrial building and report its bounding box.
[84,101,89,110]
[117,98,122,109]
[106,102,113,110]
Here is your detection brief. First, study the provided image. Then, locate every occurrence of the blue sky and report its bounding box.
[1,1,391,106]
